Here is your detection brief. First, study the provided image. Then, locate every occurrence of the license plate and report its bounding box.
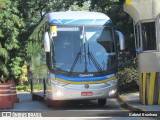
[81,92,93,96]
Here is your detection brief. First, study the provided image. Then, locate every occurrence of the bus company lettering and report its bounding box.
[79,74,94,77]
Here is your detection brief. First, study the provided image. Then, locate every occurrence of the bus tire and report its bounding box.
[98,99,106,106]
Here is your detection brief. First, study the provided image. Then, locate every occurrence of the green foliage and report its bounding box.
[26,41,42,57]
[118,67,139,94]
[9,57,22,78]
[118,58,139,94]
[0,30,4,38]
[16,85,30,91]
[0,1,6,9]
[16,84,43,91]
[16,84,47,91]
[16,86,27,91]
[0,43,9,63]
[19,61,28,85]
[117,50,138,94]
[69,1,90,11]
[0,0,23,80]
[33,84,44,91]
[0,63,8,76]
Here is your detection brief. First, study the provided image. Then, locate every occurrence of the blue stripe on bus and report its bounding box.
[50,19,111,25]
[55,74,116,82]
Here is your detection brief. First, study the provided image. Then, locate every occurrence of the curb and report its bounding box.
[118,95,146,112]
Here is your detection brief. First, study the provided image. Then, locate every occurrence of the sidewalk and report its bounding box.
[118,92,160,112]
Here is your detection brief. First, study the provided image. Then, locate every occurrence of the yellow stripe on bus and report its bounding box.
[126,0,132,5]
[148,72,156,105]
[55,76,116,84]
[139,73,142,103]
[142,72,146,104]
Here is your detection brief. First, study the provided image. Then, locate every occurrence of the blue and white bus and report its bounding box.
[29,11,125,106]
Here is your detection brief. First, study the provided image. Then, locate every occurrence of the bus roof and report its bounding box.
[48,11,110,20]
[46,11,111,25]
[29,11,111,40]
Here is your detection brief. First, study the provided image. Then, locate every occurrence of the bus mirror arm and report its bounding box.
[44,32,50,52]
[115,31,125,51]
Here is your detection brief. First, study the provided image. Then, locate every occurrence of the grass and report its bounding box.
[16,84,51,92]
[16,85,30,91]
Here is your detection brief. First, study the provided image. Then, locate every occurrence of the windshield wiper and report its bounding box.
[84,42,88,73]
[87,43,103,73]
[69,26,88,74]
[69,45,82,74]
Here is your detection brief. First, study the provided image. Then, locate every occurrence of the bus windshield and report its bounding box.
[51,25,116,76]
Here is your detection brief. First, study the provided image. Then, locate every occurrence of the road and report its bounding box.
[0,92,158,120]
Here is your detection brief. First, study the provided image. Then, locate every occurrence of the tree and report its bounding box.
[69,1,90,11]
[19,61,28,85]
[0,0,23,81]
[90,0,135,51]
[0,43,9,76]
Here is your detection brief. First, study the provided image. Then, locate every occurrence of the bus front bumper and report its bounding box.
[46,82,118,100]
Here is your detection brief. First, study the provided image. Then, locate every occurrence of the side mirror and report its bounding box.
[115,31,125,50]
[44,32,50,52]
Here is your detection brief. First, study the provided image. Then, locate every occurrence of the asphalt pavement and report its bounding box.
[0,91,159,120]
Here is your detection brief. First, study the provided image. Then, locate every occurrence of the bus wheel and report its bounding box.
[98,99,106,106]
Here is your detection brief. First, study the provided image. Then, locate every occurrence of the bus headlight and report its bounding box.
[55,90,63,97]
[109,89,117,96]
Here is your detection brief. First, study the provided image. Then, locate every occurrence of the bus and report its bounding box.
[28,11,125,106]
